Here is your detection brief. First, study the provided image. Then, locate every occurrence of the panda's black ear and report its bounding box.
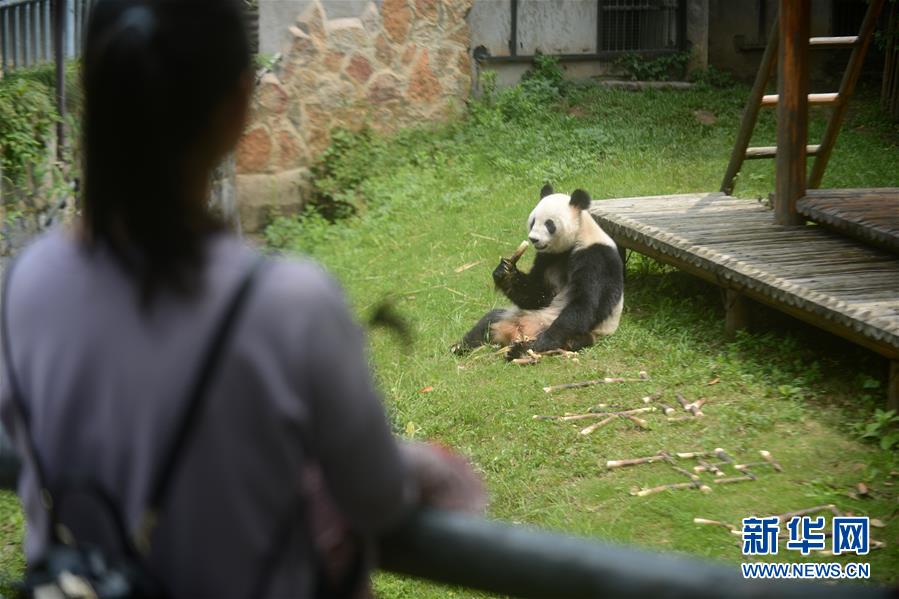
[569,189,591,210]
[540,183,554,199]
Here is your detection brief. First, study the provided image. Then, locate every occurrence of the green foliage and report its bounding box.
[2,61,83,115]
[520,53,565,90]
[614,51,690,81]
[853,409,899,450]
[0,77,57,187]
[690,65,736,89]
[261,83,899,596]
[474,53,568,124]
[264,205,342,254]
[305,126,383,220]
[0,61,82,211]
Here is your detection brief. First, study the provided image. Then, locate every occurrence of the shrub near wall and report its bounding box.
[235,0,473,232]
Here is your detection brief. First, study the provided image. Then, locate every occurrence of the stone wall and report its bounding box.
[236,0,474,232]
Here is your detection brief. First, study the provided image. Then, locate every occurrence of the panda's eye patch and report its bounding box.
[529,218,535,230]
[545,219,556,234]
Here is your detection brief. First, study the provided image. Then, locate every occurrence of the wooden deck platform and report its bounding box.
[797,188,899,255]
[588,192,899,407]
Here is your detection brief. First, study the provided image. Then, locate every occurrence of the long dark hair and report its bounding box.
[81,0,250,300]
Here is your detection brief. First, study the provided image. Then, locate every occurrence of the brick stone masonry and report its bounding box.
[235,0,473,232]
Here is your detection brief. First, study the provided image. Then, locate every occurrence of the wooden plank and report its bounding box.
[809,35,858,48]
[746,145,820,160]
[760,92,839,107]
[805,187,899,198]
[610,233,899,360]
[807,0,887,188]
[590,195,899,364]
[775,0,810,225]
[797,190,899,254]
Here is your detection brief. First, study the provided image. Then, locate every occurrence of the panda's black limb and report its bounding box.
[493,252,565,310]
[503,245,623,361]
[451,308,507,355]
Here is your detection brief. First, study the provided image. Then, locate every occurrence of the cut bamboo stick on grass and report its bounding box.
[669,464,701,481]
[532,413,603,422]
[624,414,649,429]
[685,399,706,417]
[513,348,581,365]
[675,394,706,417]
[759,450,783,472]
[734,462,769,471]
[633,481,712,497]
[533,407,655,422]
[714,448,735,465]
[713,473,757,485]
[641,391,662,404]
[537,349,579,358]
[771,504,842,521]
[542,371,650,393]
[735,458,784,473]
[579,416,617,435]
[675,451,713,459]
[606,454,666,469]
[693,518,739,532]
[659,403,677,416]
[694,460,726,477]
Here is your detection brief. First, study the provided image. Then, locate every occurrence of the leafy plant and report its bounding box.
[521,52,565,90]
[306,126,382,221]
[0,77,57,188]
[614,51,690,81]
[690,65,736,89]
[853,409,899,450]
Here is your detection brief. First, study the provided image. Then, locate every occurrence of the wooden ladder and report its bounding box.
[720,0,886,196]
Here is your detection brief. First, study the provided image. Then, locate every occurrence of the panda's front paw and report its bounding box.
[505,341,532,361]
[492,258,517,288]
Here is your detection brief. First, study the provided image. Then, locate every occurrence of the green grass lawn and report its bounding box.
[266,75,899,596]
[1,73,898,594]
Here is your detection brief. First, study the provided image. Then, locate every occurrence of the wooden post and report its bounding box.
[617,244,627,278]
[775,0,808,226]
[724,290,750,338]
[889,361,899,411]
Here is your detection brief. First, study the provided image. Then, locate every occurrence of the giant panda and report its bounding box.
[453,185,624,359]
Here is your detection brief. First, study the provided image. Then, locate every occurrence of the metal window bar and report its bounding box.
[479,0,684,64]
[599,0,681,53]
[0,0,93,73]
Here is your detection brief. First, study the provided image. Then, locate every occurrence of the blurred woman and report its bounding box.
[0,1,484,597]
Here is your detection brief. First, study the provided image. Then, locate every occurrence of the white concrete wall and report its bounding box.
[259,0,373,55]
[517,0,597,55]
[468,0,511,57]
[467,0,713,88]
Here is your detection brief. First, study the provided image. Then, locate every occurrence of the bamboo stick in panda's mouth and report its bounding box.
[509,240,530,266]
